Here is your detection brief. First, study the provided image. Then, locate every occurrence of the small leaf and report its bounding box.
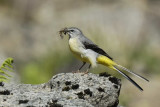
[1,66,13,72]
[0,69,11,77]
[0,75,8,80]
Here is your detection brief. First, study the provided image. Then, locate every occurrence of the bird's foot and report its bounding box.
[81,70,89,76]
[72,70,80,73]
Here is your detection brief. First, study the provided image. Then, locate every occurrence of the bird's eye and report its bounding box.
[70,30,74,32]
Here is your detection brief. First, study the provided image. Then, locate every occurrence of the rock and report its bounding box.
[0,72,121,107]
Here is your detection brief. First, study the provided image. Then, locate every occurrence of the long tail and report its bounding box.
[97,55,149,91]
[113,66,143,91]
[116,64,149,82]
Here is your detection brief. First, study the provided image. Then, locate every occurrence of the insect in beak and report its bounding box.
[59,28,69,39]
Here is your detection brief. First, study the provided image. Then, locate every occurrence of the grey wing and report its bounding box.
[81,37,113,60]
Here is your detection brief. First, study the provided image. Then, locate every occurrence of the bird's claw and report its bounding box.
[81,70,89,76]
[72,70,80,73]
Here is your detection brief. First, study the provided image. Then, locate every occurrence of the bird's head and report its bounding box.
[59,27,82,39]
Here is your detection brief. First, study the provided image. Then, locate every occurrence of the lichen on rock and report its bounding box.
[0,72,121,107]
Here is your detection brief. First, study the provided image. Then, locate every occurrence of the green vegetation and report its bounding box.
[0,58,14,82]
[20,52,73,84]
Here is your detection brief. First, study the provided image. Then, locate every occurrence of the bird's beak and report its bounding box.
[59,28,69,39]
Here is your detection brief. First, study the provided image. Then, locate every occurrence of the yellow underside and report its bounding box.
[97,55,117,69]
[72,51,90,63]
[69,37,90,63]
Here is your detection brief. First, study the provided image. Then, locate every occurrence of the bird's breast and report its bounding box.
[69,38,83,53]
[69,38,89,62]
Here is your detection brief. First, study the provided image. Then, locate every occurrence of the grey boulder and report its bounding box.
[0,72,121,107]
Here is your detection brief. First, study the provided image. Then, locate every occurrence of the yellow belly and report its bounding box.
[69,38,89,63]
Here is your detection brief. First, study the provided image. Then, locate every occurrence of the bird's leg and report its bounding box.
[79,62,86,71]
[81,64,91,76]
[84,64,91,74]
[72,62,86,73]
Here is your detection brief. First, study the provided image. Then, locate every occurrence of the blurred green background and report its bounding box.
[0,0,160,106]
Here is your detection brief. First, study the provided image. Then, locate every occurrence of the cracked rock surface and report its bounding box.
[0,72,121,107]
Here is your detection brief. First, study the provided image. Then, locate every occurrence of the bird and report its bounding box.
[59,27,149,91]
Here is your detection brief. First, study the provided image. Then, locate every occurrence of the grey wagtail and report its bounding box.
[59,27,149,91]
